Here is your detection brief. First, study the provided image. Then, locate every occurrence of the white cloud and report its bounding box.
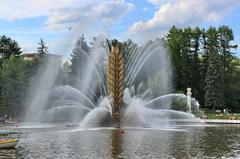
[0,0,134,30]
[44,0,135,56]
[0,0,135,55]
[0,0,74,20]
[46,0,135,30]
[143,7,149,11]
[147,0,161,5]
[147,0,173,5]
[128,0,240,39]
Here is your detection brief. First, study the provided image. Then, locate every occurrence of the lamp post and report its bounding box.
[187,88,192,113]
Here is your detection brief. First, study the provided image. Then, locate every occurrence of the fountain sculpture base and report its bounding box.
[101,112,122,128]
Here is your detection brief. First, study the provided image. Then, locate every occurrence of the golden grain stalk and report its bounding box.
[108,45,125,113]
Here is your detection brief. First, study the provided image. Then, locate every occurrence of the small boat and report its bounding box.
[65,123,79,127]
[5,120,19,124]
[0,139,19,148]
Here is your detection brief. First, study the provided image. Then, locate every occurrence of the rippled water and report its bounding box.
[0,124,240,159]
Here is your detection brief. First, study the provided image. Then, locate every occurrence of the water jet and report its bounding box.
[24,37,202,128]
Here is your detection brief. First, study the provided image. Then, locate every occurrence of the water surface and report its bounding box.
[0,124,240,159]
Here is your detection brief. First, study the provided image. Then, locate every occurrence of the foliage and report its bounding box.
[0,56,30,116]
[204,27,224,110]
[70,34,89,87]
[37,38,48,56]
[0,35,22,58]
[0,36,43,116]
[166,26,239,111]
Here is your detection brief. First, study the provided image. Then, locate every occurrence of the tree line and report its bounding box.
[0,35,48,116]
[166,26,240,112]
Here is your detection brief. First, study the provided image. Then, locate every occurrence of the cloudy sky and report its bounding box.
[0,0,239,57]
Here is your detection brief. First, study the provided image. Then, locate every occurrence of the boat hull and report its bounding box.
[0,139,18,148]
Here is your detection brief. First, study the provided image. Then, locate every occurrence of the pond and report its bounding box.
[0,124,240,159]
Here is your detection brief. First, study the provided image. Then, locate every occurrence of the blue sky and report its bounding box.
[0,0,239,57]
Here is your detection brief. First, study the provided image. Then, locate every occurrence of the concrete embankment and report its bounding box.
[203,119,240,124]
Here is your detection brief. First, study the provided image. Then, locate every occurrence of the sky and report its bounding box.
[0,0,239,57]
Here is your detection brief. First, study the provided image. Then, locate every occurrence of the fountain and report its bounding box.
[107,40,125,126]
[24,37,202,128]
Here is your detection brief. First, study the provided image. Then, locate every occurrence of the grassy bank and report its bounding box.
[205,113,240,120]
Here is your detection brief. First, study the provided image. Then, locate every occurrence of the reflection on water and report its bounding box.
[0,124,240,158]
[111,130,123,158]
[0,148,23,159]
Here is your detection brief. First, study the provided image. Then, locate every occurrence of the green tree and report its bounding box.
[198,28,209,106]
[166,25,239,111]
[166,26,185,91]
[37,38,48,56]
[189,27,201,98]
[0,56,28,116]
[70,35,90,86]
[217,26,236,109]
[218,26,234,76]
[223,55,240,112]
[204,27,224,110]
[166,27,194,92]
[70,34,89,82]
[0,35,22,58]
[181,27,192,88]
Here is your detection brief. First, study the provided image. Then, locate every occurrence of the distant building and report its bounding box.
[22,53,62,61]
[22,53,67,72]
[22,53,40,61]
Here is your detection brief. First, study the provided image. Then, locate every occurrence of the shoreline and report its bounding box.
[203,119,240,124]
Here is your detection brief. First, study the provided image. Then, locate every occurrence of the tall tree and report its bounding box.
[37,38,48,56]
[189,27,201,98]
[0,56,28,115]
[166,26,185,91]
[204,27,224,110]
[226,57,240,112]
[198,28,209,106]
[181,27,192,88]
[218,26,234,76]
[217,26,235,109]
[0,35,22,58]
[70,34,89,86]
[166,25,239,111]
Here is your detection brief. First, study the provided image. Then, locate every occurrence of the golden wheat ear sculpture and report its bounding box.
[107,45,125,114]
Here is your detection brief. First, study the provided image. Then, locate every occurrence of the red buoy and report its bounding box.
[120,129,124,135]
